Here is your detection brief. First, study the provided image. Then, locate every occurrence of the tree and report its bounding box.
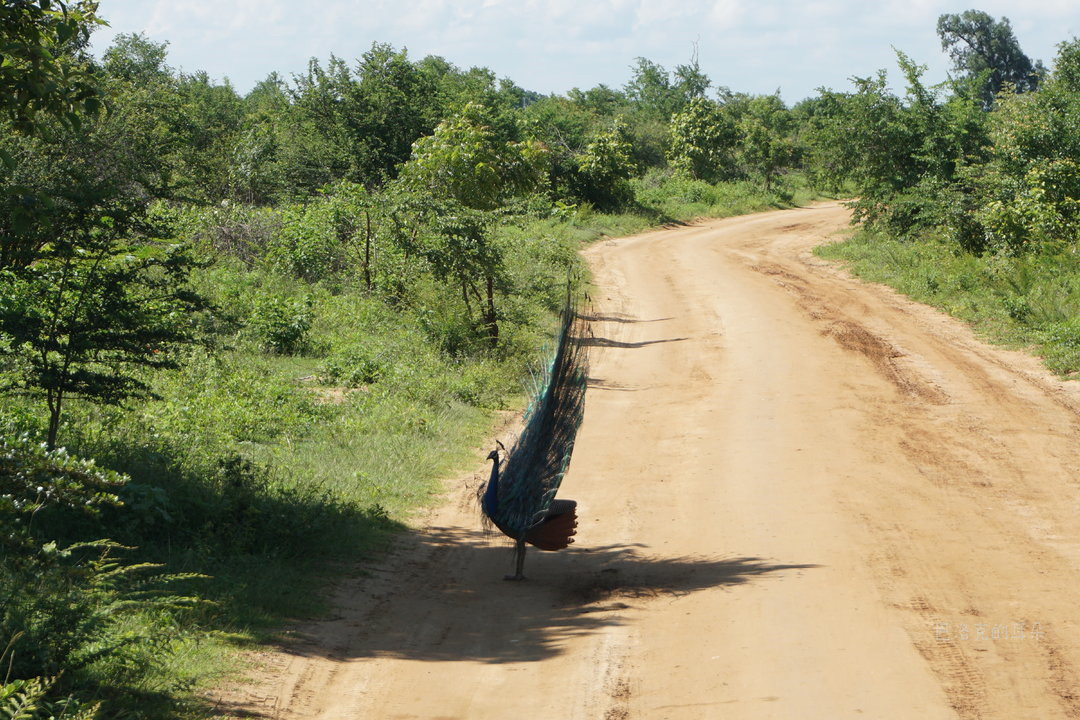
[171,72,245,202]
[799,51,988,241]
[277,56,355,194]
[398,103,548,346]
[1051,37,1080,94]
[566,83,626,117]
[320,180,382,290]
[0,1,108,272]
[521,95,595,198]
[937,11,1042,109]
[400,103,546,211]
[624,48,711,120]
[668,97,737,181]
[1,15,207,448]
[345,43,437,183]
[624,57,678,119]
[673,44,711,104]
[1,234,206,449]
[962,40,1080,252]
[98,33,252,205]
[101,31,170,83]
[737,95,796,191]
[97,33,186,201]
[573,122,636,210]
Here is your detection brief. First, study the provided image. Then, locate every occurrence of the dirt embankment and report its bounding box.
[213,203,1080,720]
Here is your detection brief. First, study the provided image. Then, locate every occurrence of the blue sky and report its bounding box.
[88,1,1078,102]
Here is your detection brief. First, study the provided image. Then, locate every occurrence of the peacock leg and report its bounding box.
[504,538,527,581]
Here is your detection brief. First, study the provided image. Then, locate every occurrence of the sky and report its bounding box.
[87,1,1079,103]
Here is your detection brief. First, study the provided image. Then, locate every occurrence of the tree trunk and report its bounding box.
[485,274,499,348]
[462,281,473,317]
[46,389,63,450]
[363,209,373,291]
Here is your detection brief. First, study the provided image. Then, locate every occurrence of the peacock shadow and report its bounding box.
[578,334,689,350]
[269,526,819,667]
[578,313,674,324]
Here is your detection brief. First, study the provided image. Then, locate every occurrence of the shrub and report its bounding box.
[249,294,313,354]
[321,347,385,387]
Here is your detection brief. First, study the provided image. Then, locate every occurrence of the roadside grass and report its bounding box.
[816,229,1080,376]
[631,170,821,223]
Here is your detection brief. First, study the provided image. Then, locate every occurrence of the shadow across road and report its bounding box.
[248,526,819,672]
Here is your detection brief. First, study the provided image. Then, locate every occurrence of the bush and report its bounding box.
[265,203,343,282]
[249,294,313,354]
[321,347,385,387]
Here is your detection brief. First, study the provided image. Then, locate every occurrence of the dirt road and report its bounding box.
[215,202,1080,719]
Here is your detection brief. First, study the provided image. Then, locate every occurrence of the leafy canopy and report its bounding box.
[937,10,1042,108]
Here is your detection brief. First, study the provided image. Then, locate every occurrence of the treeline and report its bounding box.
[2,1,1074,717]
[83,34,805,207]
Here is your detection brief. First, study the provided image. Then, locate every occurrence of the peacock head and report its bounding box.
[487,440,507,464]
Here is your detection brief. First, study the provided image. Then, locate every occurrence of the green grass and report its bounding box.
[816,228,1080,376]
[629,170,821,223]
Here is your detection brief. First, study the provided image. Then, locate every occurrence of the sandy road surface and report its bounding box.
[214,202,1080,719]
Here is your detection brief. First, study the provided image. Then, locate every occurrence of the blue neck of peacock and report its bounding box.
[482,457,500,517]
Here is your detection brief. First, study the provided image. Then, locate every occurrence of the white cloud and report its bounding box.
[90,0,1078,99]
[707,0,743,29]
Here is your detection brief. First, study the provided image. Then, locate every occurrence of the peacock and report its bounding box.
[480,301,589,580]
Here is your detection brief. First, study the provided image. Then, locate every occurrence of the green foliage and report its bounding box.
[396,103,552,346]
[802,51,987,235]
[1052,38,1080,93]
[266,201,342,281]
[1,538,204,679]
[572,122,636,210]
[0,673,100,720]
[400,102,547,211]
[0,240,206,449]
[737,94,797,191]
[623,52,709,120]
[937,10,1042,109]
[668,97,737,181]
[0,12,843,718]
[959,48,1080,253]
[347,43,438,182]
[0,432,208,715]
[976,159,1080,251]
[249,294,313,354]
[0,0,103,139]
[102,32,170,84]
[520,96,596,200]
[182,201,280,267]
[321,347,384,387]
[0,431,125,560]
[632,169,812,221]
